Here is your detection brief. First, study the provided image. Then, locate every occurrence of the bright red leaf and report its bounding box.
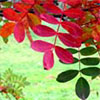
[55,46,74,63]
[61,21,83,38]
[40,14,59,24]
[33,25,56,37]
[31,40,54,52]
[64,8,84,18]
[59,0,82,6]
[22,0,34,4]
[43,3,62,14]
[58,33,81,47]
[3,8,20,21]
[14,22,25,43]
[14,2,31,12]
[43,50,54,70]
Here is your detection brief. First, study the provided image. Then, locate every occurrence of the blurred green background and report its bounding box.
[0,22,100,100]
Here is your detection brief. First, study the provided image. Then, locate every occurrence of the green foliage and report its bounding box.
[56,70,79,83]
[75,77,90,99]
[0,68,29,99]
[81,67,100,76]
[80,57,100,65]
[67,48,78,54]
[80,47,97,56]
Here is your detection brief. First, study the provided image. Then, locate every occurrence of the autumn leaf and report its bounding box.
[31,40,54,52]
[55,46,74,63]
[0,22,15,38]
[43,50,54,70]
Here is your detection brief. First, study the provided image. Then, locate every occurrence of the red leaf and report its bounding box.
[55,46,73,63]
[14,2,31,12]
[43,3,62,14]
[61,21,83,38]
[3,8,20,21]
[0,22,15,38]
[43,50,54,70]
[64,8,84,18]
[14,22,25,43]
[59,0,82,6]
[31,40,54,52]
[58,33,81,47]
[22,0,34,4]
[40,14,59,24]
[33,25,56,37]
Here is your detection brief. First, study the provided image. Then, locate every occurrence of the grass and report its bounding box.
[0,22,100,100]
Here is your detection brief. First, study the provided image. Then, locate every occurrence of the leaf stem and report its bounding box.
[54,4,66,46]
[78,48,82,76]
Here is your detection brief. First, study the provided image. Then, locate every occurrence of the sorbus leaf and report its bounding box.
[31,40,54,52]
[43,50,54,70]
[14,22,25,43]
[64,8,85,18]
[14,2,31,12]
[40,14,59,24]
[61,21,83,38]
[55,46,74,63]
[0,22,15,38]
[33,25,56,37]
[27,13,41,28]
[22,0,34,4]
[3,8,20,21]
[58,33,81,47]
[43,3,62,14]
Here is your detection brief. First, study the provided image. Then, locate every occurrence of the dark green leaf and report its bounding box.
[91,76,98,80]
[81,67,100,76]
[80,57,99,65]
[75,77,90,99]
[67,48,78,54]
[80,47,97,56]
[84,38,94,44]
[59,57,79,64]
[56,70,79,83]
[3,37,8,44]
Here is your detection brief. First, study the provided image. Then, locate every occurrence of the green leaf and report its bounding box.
[75,77,90,99]
[81,67,100,76]
[67,48,78,54]
[2,37,8,44]
[84,38,94,44]
[80,47,97,56]
[59,57,79,64]
[80,57,100,65]
[56,70,79,83]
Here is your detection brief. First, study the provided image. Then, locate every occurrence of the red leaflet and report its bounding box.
[14,22,25,43]
[59,0,82,6]
[40,14,59,24]
[43,50,54,70]
[31,40,54,52]
[64,8,84,18]
[3,8,20,21]
[0,22,15,38]
[61,21,83,38]
[22,0,34,4]
[14,2,31,12]
[55,46,73,63]
[43,3,62,14]
[33,25,56,37]
[58,33,81,47]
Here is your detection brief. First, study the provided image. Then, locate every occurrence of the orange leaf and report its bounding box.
[0,22,15,38]
[27,13,41,28]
